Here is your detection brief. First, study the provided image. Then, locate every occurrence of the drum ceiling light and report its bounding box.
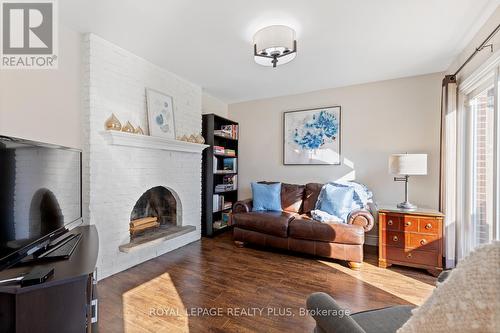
[253,25,297,68]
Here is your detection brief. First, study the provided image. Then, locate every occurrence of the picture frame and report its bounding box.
[146,88,176,139]
[283,106,341,165]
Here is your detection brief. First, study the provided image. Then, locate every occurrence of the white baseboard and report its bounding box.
[364,235,378,246]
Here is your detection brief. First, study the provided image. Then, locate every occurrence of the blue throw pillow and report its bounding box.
[251,182,282,211]
[316,184,357,221]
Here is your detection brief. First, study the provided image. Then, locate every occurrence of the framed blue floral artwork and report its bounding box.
[146,88,176,139]
[283,106,341,165]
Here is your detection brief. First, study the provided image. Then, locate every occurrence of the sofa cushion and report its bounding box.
[281,183,305,213]
[303,183,324,214]
[233,211,295,237]
[289,218,364,244]
[259,182,305,213]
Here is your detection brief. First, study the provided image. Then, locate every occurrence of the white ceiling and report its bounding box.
[61,0,499,103]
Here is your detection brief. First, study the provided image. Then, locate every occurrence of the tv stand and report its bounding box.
[0,225,98,332]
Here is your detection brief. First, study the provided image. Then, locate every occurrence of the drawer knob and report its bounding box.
[392,236,399,242]
[405,221,412,227]
[425,223,432,230]
[406,253,412,258]
[388,220,393,226]
[420,239,427,245]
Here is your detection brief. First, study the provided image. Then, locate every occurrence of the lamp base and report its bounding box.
[397,201,417,210]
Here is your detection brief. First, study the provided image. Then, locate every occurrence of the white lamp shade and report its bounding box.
[253,25,296,66]
[389,154,427,175]
[254,25,295,51]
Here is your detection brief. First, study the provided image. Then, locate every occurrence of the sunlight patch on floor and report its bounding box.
[122,273,188,333]
[318,260,435,305]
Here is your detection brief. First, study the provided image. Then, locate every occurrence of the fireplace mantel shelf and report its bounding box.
[101,131,209,153]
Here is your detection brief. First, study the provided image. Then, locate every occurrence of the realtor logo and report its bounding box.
[1,0,58,69]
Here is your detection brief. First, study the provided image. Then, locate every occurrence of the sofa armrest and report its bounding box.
[233,199,253,214]
[347,209,374,232]
[306,292,365,333]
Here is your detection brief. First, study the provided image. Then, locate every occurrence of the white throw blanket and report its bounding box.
[398,241,500,333]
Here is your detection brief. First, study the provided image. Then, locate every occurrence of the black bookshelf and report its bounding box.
[202,114,239,237]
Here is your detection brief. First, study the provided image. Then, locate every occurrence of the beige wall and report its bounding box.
[448,6,500,80]
[228,73,443,217]
[0,26,83,149]
[202,92,228,118]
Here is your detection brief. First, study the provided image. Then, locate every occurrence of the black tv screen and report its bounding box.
[0,136,82,266]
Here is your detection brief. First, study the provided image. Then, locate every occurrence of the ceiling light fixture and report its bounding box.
[253,25,297,68]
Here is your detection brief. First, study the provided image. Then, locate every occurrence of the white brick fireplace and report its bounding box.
[82,34,206,279]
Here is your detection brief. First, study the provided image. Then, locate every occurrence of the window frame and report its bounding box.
[460,59,500,249]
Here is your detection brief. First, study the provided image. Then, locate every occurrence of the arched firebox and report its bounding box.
[129,186,180,238]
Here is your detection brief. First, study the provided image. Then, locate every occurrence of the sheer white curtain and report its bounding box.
[441,51,500,267]
[441,75,460,268]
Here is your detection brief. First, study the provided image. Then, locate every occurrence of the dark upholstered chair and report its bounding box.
[306,270,451,333]
[306,292,414,333]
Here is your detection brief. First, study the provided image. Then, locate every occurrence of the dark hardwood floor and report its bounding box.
[98,232,436,332]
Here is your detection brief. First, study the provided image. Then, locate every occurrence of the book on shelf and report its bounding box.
[214,130,229,137]
[212,194,233,211]
[221,125,238,139]
[224,149,236,156]
[213,146,236,157]
[214,213,231,229]
[213,145,225,155]
[214,170,236,174]
[215,184,235,193]
[222,212,232,226]
[223,158,237,172]
[223,174,237,188]
[213,220,226,229]
[214,125,238,139]
[213,194,222,212]
[213,156,218,173]
[214,156,237,173]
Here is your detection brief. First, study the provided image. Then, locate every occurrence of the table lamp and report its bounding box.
[389,153,427,210]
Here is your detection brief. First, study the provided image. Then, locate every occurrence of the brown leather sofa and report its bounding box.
[232,182,375,269]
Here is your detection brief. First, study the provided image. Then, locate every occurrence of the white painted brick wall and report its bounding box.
[82,34,203,280]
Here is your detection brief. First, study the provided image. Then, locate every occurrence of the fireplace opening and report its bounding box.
[120,186,194,252]
[130,186,178,238]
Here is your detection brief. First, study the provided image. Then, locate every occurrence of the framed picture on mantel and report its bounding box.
[146,88,176,139]
[283,106,341,165]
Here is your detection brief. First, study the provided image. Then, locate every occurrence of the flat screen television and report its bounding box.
[0,136,82,270]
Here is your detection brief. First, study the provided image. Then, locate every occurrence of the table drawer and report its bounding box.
[386,247,438,266]
[407,233,439,251]
[402,216,419,232]
[418,218,440,234]
[381,214,401,231]
[381,231,404,248]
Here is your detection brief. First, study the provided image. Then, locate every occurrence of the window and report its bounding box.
[469,82,495,246]
[445,53,500,266]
